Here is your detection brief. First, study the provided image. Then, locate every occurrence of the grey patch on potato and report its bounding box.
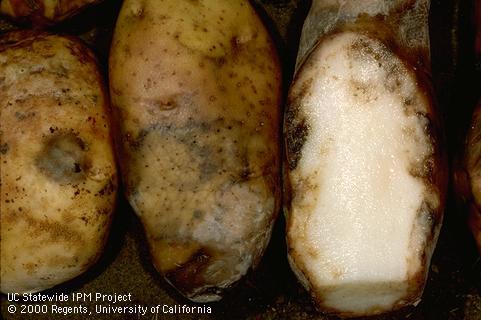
[14,111,37,121]
[35,132,90,185]
[0,143,8,154]
[130,118,246,180]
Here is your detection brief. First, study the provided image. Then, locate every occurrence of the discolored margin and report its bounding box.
[284,78,311,171]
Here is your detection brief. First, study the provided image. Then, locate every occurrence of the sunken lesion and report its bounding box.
[164,248,213,295]
[35,132,91,185]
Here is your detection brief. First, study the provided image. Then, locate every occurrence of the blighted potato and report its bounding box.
[285,0,446,317]
[0,31,117,293]
[109,0,281,302]
[0,0,101,25]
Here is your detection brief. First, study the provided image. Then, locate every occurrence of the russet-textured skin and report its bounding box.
[109,0,281,302]
[0,0,101,24]
[0,31,117,293]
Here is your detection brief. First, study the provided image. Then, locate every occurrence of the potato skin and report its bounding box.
[0,31,117,293]
[0,0,101,24]
[109,0,281,302]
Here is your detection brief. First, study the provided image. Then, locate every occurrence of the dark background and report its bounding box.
[1,0,480,319]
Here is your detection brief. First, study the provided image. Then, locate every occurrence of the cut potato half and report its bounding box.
[285,1,445,317]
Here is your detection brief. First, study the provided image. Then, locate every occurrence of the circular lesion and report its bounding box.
[35,132,91,185]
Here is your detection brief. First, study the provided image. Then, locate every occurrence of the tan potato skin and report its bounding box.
[0,0,101,24]
[0,31,117,293]
[109,0,281,302]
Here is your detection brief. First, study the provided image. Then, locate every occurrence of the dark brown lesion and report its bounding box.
[285,103,309,171]
[285,76,313,171]
[164,248,214,296]
[348,37,386,64]
[35,132,91,185]
[347,36,409,97]
[94,179,116,197]
[408,113,436,184]
[409,155,434,183]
